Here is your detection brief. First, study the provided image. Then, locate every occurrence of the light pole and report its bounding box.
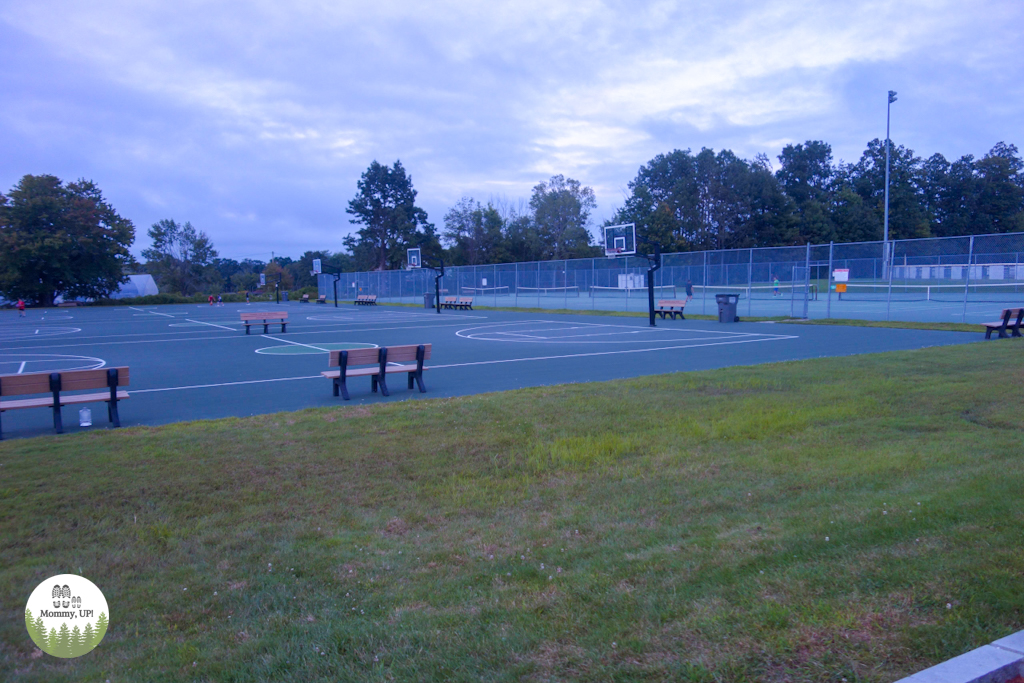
[883,90,897,274]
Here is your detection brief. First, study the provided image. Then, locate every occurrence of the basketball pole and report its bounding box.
[646,243,662,327]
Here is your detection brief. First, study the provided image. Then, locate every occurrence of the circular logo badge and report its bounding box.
[24,574,109,658]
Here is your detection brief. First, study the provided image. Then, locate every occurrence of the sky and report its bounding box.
[2,0,1022,262]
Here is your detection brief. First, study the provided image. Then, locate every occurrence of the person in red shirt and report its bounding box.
[209,294,214,305]
[16,299,26,317]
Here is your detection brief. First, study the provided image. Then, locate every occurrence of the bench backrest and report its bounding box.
[458,297,473,303]
[0,367,130,397]
[657,299,686,306]
[327,344,432,368]
[1000,308,1024,319]
[443,297,457,303]
[240,311,288,321]
[318,295,326,300]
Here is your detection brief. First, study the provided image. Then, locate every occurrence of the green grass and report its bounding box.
[2,341,1022,681]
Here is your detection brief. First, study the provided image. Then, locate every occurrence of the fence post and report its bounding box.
[702,250,707,315]
[803,242,811,318]
[962,235,974,323]
[826,241,834,320]
[747,249,753,317]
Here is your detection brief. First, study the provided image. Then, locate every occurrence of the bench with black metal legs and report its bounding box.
[317,295,327,304]
[299,294,310,303]
[982,308,1024,339]
[0,367,130,438]
[354,295,377,306]
[322,344,431,400]
[240,311,288,334]
[441,297,473,310]
[655,299,687,320]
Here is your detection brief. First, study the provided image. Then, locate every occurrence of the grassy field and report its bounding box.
[1,340,1022,682]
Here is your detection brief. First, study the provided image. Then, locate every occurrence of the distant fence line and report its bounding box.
[319,231,1024,323]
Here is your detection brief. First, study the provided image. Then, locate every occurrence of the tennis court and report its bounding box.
[0,302,979,439]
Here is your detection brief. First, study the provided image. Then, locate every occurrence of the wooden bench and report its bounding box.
[299,294,310,303]
[317,295,327,304]
[441,297,473,310]
[57,302,79,307]
[322,344,431,400]
[240,311,288,334]
[655,299,687,320]
[982,308,1024,339]
[0,367,129,438]
[354,294,377,306]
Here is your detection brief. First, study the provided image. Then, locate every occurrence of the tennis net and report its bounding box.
[516,286,580,297]
[590,285,676,298]
[838,282,1024,302]
[693,284,818,300]
[460,286,510,297]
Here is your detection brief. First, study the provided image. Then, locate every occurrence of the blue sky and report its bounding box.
[2,0,1022,261]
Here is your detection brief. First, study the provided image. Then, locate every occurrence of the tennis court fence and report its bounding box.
[319,231,1024,323]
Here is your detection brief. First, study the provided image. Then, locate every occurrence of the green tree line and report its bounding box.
[25,609,108,657]
[3,139,1021,303]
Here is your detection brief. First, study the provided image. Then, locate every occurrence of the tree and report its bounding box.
[142,219,218,295]
[529,175,599,259]
[344,160,435,270]
[973,142,1024,233]
[776,141,836,244]
[0,174,135,306]
[442,198,508,265]
[263,261,294,289]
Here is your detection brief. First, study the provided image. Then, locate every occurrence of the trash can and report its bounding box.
[423,292,435,309]
[282,291,289,302]
[715,293,740,323]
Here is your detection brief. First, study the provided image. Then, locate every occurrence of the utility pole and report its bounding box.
[883,90,897,276]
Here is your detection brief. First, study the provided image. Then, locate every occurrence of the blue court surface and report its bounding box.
[0,302,980,439]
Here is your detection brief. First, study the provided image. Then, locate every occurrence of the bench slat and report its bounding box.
[240,311,288,321]
[0,367,129,397]
[1,390,129,411]
[381,345,432,362]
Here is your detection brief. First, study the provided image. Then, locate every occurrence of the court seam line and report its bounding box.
[185,318,236,331]
[125,335,798,394]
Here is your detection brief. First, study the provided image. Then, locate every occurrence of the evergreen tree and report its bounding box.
[70,625,84,657]
[345,160,435,270]
[48,627,58,653]
[82,622,96,652]
[95,612,109,643]
[57,622,72,657]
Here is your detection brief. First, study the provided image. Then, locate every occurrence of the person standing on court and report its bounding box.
[685,280,694,303]
[16,298,26,317]
[208,294,214,305]
[773,275,781,297]
[245,291,250,304]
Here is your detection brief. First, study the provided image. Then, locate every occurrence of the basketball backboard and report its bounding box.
[407,248,421,269]
[604,224,636,257]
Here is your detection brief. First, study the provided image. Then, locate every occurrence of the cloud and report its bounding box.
[1,0,1022,257]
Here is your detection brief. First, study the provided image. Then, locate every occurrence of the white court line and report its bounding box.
[132,375,322,394]
[1,323,477,351]
[126,335,799,394]
[264,335,332,352]
[18,361,26,373]
[128,306,174,318]
[185,318,236,331]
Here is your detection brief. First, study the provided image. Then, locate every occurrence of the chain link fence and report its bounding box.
[319,231,1024,323]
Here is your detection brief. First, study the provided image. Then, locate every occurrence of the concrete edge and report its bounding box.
[894,630,1024,683]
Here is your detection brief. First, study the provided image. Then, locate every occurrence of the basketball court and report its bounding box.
[0,302,979,439]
